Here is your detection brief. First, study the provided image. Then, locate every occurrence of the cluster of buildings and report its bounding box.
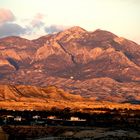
[0,115,86,126]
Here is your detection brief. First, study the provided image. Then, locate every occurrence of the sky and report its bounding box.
[0,0,140,44]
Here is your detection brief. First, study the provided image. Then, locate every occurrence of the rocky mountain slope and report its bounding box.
[0,85,90,110]
[0,26,140,103]
[0,85,139,110]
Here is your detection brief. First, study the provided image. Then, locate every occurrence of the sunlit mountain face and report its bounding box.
[0,26,140,105]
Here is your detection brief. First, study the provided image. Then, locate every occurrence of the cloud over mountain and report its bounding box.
[0,8,27,38]
[30,13,45,28]
[45,25,68,34]
[0,8,15,24]
[0,23,27,37]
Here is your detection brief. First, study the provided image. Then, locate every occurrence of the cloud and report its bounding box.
[35,13,44,20]
[0,8,28,38]
[0,8,15,24]
[0,10,46,38]
[0,10,68,39]
[0,23,27,38]
[45,25,68,34]
[30,13,45,28]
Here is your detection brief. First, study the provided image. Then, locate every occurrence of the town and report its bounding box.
[0,107,140,128]
[0,107,140,139]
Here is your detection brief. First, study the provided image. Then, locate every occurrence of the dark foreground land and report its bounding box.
[0,108,140,140]
[1,125,140,140]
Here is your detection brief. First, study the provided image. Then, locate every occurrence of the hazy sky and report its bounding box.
[0,0,140,44]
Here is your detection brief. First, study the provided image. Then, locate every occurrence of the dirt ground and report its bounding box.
[2,125,140,140]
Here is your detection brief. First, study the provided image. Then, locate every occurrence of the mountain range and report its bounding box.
[0,26,140,107]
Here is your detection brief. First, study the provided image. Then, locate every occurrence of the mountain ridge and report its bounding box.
[0,26,140,105]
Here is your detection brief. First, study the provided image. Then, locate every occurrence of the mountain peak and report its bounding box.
[67,26,86,33]
[92,29,118,40]
[55,26,86,41]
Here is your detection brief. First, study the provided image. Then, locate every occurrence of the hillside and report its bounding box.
[0,84,140,110]
[0,85,87,110]
[0,26,140,104]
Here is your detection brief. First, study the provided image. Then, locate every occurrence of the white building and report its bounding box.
[70,117,86,121]
[14,116,22,121]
